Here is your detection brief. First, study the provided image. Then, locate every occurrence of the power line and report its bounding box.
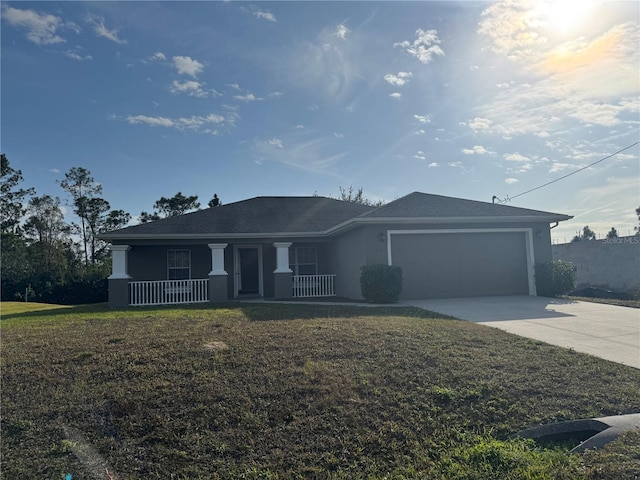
[494,140,640,204]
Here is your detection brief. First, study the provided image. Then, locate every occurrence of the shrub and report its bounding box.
[535,261,577,297]
[360,264,403,303]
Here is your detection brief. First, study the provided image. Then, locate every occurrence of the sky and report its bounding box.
[2,0,639,243]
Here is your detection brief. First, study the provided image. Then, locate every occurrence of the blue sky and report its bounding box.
[2,0,639,243]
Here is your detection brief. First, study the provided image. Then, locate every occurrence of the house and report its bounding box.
[98,192,572,307]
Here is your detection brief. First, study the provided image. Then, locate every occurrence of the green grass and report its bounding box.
[2,302,639,479]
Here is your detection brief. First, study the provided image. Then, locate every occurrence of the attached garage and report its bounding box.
[388,229,535,300]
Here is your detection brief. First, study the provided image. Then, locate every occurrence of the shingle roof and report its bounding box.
[358,192,570,219]
[99,192,571,240]
[100,196,375,237]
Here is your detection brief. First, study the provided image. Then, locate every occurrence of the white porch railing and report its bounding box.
[129,279,209,306]
[292,274,336,298]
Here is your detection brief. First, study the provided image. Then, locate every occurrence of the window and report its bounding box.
[289,246,317,275]
[167,249,191,280]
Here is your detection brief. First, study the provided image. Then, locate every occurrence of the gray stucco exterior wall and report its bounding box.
[552,236,640,292]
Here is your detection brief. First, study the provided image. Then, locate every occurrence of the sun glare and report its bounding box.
[542,0,597,34]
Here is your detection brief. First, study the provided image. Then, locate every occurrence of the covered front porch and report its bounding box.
[107,242,337,307]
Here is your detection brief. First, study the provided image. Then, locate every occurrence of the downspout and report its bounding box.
[550,222,559,229]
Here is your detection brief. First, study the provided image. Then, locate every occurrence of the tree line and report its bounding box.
[0,154,219,304]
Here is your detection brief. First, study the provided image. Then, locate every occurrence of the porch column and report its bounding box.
[208,243,228,302]
[108,245,131,308]
[273,242,293,299]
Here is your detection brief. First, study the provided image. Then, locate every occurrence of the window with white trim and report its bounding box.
[167,249,191,280]
[289,246,317,275]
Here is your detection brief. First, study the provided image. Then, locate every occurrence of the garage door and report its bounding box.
[390,231,530,299]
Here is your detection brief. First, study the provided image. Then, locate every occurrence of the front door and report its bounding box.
[234,245,264,297]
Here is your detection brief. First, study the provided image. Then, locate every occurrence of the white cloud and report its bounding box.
[414,151,427,160]
[2,5,76,45]
[86,14,126,44]
[334,24,350,39]
[253,133,345,177]
[496,82,510,89]
[468,117,492,132]
[150,52,166,61]
[267,138,284,148]
[394,28,445,64]
[170,80,208,98]
[233,93,259,102]
[122,112,229,133]
[384,71,413,86]
[65,50,92,61]
[415,129,426,135]
[504,152,530,162]
[389,92,402,99]
[333,132,344,138]
[268,91,283,98]
[428,162,439,168]
[172,56,204,77]
[462,145,495,155]
[505,178,519,184]
[253,10,277,22]
[413,114,431,124]
[295,124,305,129]
[126,115,174,128]
[448,161,464,168]
[549,162,576,173]
[227,83,241,90]
[535,131,551,138]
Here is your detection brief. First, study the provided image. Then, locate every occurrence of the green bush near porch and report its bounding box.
[535,261,577,297]
[360,264,403,303]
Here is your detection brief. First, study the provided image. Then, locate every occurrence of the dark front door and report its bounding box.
[238,248,259,294]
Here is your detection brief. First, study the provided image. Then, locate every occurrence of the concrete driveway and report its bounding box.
[402,296,640,369]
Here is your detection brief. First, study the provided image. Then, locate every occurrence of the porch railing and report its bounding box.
[129,279,209,306]
[292,274,336,298]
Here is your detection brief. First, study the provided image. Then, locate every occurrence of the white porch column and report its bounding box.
[208,243,228,276]
[273,242,292,273]
[108,245,131,279]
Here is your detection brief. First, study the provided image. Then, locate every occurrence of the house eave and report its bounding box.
[97,231,328,241]
[326,214,573,235]
[98,214,573,242]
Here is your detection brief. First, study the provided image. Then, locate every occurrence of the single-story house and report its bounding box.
[98,192,572,307]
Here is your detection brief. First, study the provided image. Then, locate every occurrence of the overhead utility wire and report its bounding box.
[495,140,640,203]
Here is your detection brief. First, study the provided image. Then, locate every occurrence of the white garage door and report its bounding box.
[389,230,532,299]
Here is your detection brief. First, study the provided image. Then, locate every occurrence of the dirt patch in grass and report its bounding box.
[2,302,639,479]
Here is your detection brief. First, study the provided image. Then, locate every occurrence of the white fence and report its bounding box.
[129,279,209,306]
[292,275,336,298]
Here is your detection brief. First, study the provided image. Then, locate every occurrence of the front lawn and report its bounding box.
[2,302,639,479]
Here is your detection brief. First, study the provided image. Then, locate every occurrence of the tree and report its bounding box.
[59,167,103,265]
[635,206,640,236]
[140,192,200,222]
[571,225,596,242]
[23,195,72,275]
[208,193,221,208]
[606,227,618,239]
[334,185,385,207]
[0,154,35,233]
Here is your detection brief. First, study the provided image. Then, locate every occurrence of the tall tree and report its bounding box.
[571,225,596,242]
[140,192,200,223]
[59,167,103,265]
[23,195,72,274]
[635,206,640,236]
[606,227,618,239]
[0,153,35,233]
